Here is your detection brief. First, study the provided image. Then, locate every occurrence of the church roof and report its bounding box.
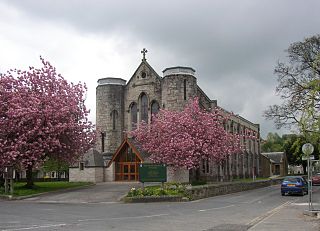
[126,60,162,86]
[261,152,285,164]
[81,149,104,167]
[107,136,149,167]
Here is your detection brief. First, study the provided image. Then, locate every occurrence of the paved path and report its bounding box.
[0,185,319,230]
[24,182,140,203]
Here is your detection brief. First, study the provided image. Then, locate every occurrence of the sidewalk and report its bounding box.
[249,201,320,231]
[23,181,140,203]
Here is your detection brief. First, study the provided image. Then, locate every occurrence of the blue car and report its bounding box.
[281,176,308,196]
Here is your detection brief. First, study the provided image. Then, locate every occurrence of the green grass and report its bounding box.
[0,181,91,197]
[232,177,270,182]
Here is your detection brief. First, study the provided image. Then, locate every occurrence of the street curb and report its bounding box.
[123,195,189,203]
[303,210,320,219]
[0,183,95,200]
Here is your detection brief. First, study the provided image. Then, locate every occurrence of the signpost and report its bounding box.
[302,143,314,211]
[139,163,167,189]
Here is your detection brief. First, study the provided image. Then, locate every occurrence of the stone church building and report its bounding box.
[70,49,261,183]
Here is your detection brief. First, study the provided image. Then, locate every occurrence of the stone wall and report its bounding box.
[69,167,104,183]
[167,167,189,183]
[187,179,283,200]
[104,163,114,182]
[161,74,197,111]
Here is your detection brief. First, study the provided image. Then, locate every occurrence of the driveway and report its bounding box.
[23,182,140,204]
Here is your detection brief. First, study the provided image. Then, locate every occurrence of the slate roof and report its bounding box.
[127,137,151,160]
[81,149,105,167]
[107,136,151,167]
[261,152,285,164]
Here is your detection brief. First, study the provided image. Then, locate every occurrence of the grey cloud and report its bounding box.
[3,0,320,138]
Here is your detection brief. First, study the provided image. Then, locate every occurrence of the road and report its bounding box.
[0,184,319,231]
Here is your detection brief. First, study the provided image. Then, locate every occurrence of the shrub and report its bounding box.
[127,183,190,198]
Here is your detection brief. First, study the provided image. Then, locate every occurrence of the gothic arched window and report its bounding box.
[151,101,160,120]
[130,103,137,130]
[111,110,118,130]
[140,93,148,122]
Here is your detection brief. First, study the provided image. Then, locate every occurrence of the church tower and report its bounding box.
[161,66,198,111]
[96,78,126,156]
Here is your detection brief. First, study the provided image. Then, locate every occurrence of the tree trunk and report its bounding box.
[195,168,201,181]
[302,162,307,175]
[25,165,34,188]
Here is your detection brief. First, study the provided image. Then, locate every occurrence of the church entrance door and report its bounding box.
[115,162,139,181]
[114,145,141,181]
[116,163,138,181]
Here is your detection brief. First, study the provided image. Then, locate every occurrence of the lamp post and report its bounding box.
[302,143,314,211]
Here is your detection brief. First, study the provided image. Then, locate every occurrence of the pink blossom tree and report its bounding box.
[130,98,242,171]
[0,57,95,187]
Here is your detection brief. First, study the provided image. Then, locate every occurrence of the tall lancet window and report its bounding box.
[140,93,148,122]
[183,79,187,100]
[130,103,137,130]
[111,110,118,130]
[151,101,160,121]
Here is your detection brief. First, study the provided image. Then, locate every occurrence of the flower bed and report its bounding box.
[124,183,191,202]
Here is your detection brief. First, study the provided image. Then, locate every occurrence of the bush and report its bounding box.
[127,183,190,198]
[191,180,207,186]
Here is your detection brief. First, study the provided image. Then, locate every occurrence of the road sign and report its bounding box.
[302,143,314,155]
[302,155,315,160]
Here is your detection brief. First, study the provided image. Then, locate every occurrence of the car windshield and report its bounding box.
[284,177,300,183]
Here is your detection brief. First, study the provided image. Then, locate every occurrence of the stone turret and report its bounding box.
[96,78,126,156]
[161,66,197,111]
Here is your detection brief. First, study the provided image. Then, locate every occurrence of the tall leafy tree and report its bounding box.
[283,134,319,174]
[0,57,95,187]
[130,98,252,170]
[264,35,320,142]
[261,132,283,152]
[43,157,69,180]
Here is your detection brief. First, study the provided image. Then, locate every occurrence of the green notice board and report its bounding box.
[139,163,167,183]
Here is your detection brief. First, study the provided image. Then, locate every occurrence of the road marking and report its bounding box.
[77,213,169,222]
[1,223,67,231]
[247,199,298,229]
[198,204,235,212]
[291,202,320,206]
[109,213,169,220]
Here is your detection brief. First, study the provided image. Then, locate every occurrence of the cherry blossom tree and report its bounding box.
[0,57,95,187]
[130,98,243,170]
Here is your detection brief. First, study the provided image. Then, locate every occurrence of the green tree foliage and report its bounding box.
[261,132,283,152]
[43,158,69,179]
[264,35,320,141]
[262,133,319,173]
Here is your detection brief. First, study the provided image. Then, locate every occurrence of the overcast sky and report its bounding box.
[0,0,319,138]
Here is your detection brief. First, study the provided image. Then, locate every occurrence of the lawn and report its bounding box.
[232,177,271,182]
[0,181,92,197]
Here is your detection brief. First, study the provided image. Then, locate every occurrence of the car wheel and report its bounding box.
[281,192,285,196]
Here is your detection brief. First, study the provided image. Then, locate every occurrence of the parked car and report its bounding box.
[281,176,308,196]
[312,173,320,186]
